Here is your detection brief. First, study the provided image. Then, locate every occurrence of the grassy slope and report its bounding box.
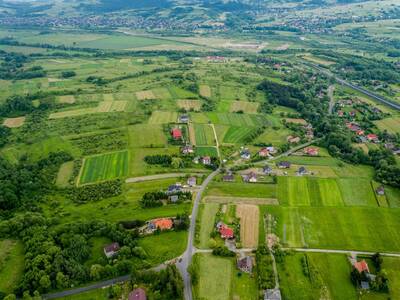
[0,240,24,294]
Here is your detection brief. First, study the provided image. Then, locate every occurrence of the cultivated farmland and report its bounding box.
[199,85,211,97]
[230,101,259,114]
[177,99,202,111]
[194,124,215,146]
[79,150,129,184]
[136,90,156,100]
[222,126,257,144]
[148,111,178,124]
[236,204,259,248]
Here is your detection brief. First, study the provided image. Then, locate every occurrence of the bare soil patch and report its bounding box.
[177,99,202,111]
[3,116,25,128]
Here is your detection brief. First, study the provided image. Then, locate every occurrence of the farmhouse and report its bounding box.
[237,256,253,273]
[263,165,273,175]
[297,166,308,176]
[171,128,182,140]
[242,172,257,183]
[376,185,385,196]
[181,145,194,154]
[128,288,147,300]
[276,161,291,169]
[304,147,319,156]
[366,134,379,143]
[240,149,251,159]
[148,218,173,231]
[259,148,270,157]
[104,242,120,258]
[353,259,370,274]
[223,172,235,182]
[169,195,179,203]
[167,184,182,194]
[216,222,234,239]
[187,177,196,187]
[264,288,282,300]
[179,114,189,123]
[202,156,211,165]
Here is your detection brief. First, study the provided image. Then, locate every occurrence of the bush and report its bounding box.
[212,246,235,257]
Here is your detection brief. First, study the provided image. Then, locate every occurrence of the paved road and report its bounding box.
[125,172,206,183]
[176,169,220,300]
[306,62,400,111]
[286,247,400,257]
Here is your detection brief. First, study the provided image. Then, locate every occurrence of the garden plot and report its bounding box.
[236,204,259,248]
[229,101,259,114]
[177,99,202,111]
[57,95,76,104]
[194,124,215,146]
[136,90,157,100]
[3,116,25,128]
[148,111,178,124]
[199,85,211,97]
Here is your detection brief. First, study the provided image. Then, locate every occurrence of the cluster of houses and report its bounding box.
[346,122,380,143]
[240,146,277,160]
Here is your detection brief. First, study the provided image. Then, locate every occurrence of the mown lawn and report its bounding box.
[338,178,377,206]
[79,150,129,184]
[206,182,277,198]
[261,206,400,252]
[138,231,187,266]
[197,203,219,248]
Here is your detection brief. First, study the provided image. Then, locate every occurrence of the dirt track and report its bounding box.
[236,204,259,248]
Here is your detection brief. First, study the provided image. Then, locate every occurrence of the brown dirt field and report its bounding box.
[203,196,279,205]
[285,118,308,125]
[188,123,197,145]
[136,90,156,100]
[199,85,211,97]
[177,100,202,111]
[58,95,76,104]
[3,116,26,128]
[236,204,259,248]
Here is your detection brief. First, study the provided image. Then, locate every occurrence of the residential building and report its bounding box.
[104,242,120,258]
[148,218,173,231]
[242,172,257,183]
[304,147,319,156]
[237,256,253,273]
[297,166,308,176]
[263,165,273,175]
[171,128,182,140]
[259,148,270,157]
[264,288,282,300]
[181,145,194,154]
[187,176,196,187]
[202,156,211,165]
[376,185,385,196]
[179,114,189,123]
[276,161,291,169]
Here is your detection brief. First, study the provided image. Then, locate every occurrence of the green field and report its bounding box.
[374,117,400,134]
[195,146,218,157]
[262,206,400,251]
[0,240,24,294]
[128,124,167,148]
[222,126,258,144]
[197,203,219,248]
[79,150,129,184]
[194,124,215,146]
[338,178,377,206]
[207,112,265,127]
[56,161,74,187]
[148,111,178,124]
[206,182,277,198]
[138,231,187,265]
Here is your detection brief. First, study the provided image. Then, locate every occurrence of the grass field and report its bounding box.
[57,95,76,104]
[85,237,112,267]
[128,124,167,148]
[49,101,128,119]
[0,240,24,294]
[148,111,178,124]
[79,150,129,184]
[194,254,232,300]
[194,124,215,146]
[261,206,400,251]
[229,101,259,114]
[255,127,292,146]
[198,203,219,248]
[374,117,400,134]
[56,161,74,187]
[136,90,156,100]
[199,85,211,97]
[195,146,218,157]
[222,126,258,144]
[338,178,377,206]
[177,99,202,111]
[206,182,277,198]
[207,112,265,127]
[138,231,187,265]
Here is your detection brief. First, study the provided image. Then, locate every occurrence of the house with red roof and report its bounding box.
[366,134,379,143]
[171,128,182,140]
[219,226,234,239]
[259,148,270,157]
[148,218,173,231]
[353,260,370,274]
[304,147,319,156]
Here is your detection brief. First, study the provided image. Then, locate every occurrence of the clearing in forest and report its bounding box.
[56,161,74,187]
[3,116,25,128]
[236,204,259,248]
[136,90,156,100]
[229,101,259,114]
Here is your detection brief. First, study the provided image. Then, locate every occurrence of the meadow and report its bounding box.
[206,182,277,199]
[79,150,129,184]
[0,240,24,294]
[197,203,219,248]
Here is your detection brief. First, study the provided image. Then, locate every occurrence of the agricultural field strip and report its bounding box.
[236,204,259,248]
[286,248,400,257]
[125,172,207,183]
[203,196,278,205]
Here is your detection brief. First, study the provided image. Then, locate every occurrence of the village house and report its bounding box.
[216,221,234,239]
[304,147,319,156]
[167,184,182,194]
[297,166,308,176]
[346,122,361,132]
[366,133,379,143]
[264,288,282,300]
[376,185,385,196]
[169,195,179,203]
[171,128,182,140]
[181,145,194,154]
[276,161,291,169]
[237,256,253,273]
[240,149,251,159]
[263,165,273,175]
[179,114,189,123]
[356,130,365,136]
[287,135,300,144]
[201,156,211,165]
[223,172,235,182]
[193,156,200,164]
[128,288,147,300]
[187,176,196,187]
[148,218,173,231]
[103,242,120,258]
[266,146,276,154]
[259,148,270,157]
[349,110,357,117]
[242,172,257,183]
